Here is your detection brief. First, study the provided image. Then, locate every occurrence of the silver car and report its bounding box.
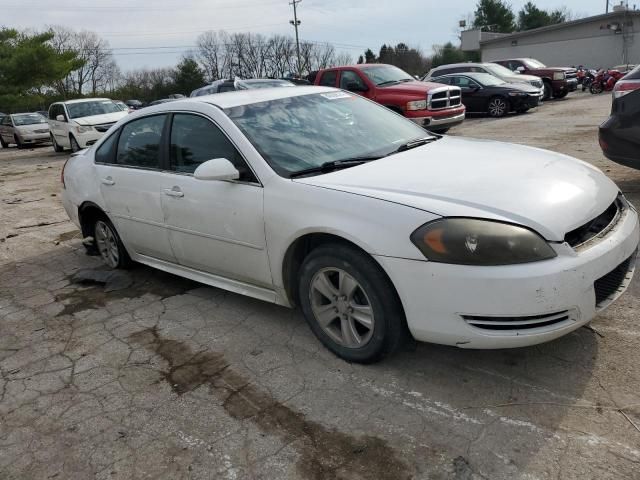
[0,113,51,149]
[424,62,545,99]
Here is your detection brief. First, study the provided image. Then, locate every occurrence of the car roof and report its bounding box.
[58,98,112,105]
[169,85,335,109]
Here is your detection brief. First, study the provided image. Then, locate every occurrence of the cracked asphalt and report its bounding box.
[1,91,639,480]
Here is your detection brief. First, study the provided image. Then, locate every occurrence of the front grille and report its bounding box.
[594,253,636,308]
[530,80,543,88]
[428,87,462,110]
[564,196,623,248]
[566,70,577,80]
[462,310,572,331]
[94,123,115,133]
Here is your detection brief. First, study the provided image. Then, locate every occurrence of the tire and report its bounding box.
[93,217,132,269]
[51,133,64,152]
[0,136,7,148]
[14,135,24,149]
[70,135,81,153]
[553,90,568,99]
[590,83,603,94]
[298,244,407,363]
[516,107,529,114]
[542,82,552,101]
[430,127,449,134]
[487,96,509,118]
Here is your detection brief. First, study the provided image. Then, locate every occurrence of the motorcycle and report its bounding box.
[590,69,625,94]
[582,69,598,92]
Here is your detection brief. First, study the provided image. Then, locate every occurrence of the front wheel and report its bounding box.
[93,218,131,269]
[298,244,407,363]
[553,90,568,99]
[14,135,24,149]
[0,136,7,148]
[543,82,552,101]
[70,135,81,152]
[488,96,509,117]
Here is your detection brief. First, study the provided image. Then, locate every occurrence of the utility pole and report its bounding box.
[289,0,302,77]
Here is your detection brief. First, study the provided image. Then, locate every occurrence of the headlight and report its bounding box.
[76,125,93,133]
[406,99,427,111]
[553,72,565,81]
[410,218,557,266]
[508,91,528,96]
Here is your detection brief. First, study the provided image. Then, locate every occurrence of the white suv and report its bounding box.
[48,98,128,152]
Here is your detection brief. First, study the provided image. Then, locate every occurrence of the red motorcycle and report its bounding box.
[590,69,625,94]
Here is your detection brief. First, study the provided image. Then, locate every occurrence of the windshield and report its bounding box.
[225,92,432,177]
[66,100,121,119]
[360,65,414,86]
[12,113,47,126]
[524,59,546,69]
[472,73,506,86]
[484,63,517,78]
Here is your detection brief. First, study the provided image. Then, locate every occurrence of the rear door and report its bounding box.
[94,114,177,262]
[160,112,272,287]
[0,115,12,142]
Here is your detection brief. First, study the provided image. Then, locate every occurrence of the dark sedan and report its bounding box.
[599,66,640,168]
[428,72,540,117]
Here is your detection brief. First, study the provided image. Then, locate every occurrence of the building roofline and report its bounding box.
[479,10,640,45]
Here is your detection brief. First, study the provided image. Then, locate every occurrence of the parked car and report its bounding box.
[424,62,544,99]
[125,100,144,110]
[599,65,640,168]
[60,86,639,363]
[48,98,129,152]
[0,112,50,149]
[190,78,295,97]
[314,64,465,133]
[492,58,578,100]
[147,98,179,107]
[428,73,540,117]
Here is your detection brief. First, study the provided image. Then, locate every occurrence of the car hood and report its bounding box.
[507,73,542,83]
[72,111,128,126]
[379,80,449,95]
[294,136,618,241]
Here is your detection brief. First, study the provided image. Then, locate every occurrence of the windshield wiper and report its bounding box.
[394,136,439,153]
[289,156,382,178]
[377,80,401,86]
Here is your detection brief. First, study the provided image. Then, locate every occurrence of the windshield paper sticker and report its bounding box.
[320,92,352,100]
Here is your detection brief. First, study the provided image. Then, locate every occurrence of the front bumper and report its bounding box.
[408,111,466,130]
[375,204,639,348]
[18,132,50,144]
[75,130,104,148]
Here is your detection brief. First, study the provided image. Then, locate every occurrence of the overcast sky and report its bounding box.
[3,0,613,71]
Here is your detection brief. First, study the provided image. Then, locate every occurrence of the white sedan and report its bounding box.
[60,86,639,363]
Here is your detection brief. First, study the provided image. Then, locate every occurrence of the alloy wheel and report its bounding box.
[309,267,375,348]
[488,98,507,117]
[94,220,120,268]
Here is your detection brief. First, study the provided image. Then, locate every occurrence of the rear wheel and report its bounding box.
[488,96,509,117]
[70,135,81,153]
[93,217,131,269]
[51,133,64,152]
[298,244,407,363]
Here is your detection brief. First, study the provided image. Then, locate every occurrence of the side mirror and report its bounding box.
[346,82,368,92]
[194,158,240,181]
[56,114,66,122]
[516,66,525,73]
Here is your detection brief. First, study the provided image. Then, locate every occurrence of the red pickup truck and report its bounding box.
[312,64,465,133]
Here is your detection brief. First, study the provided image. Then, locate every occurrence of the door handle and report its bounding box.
[101,177,115,186]
[163,187,184,198]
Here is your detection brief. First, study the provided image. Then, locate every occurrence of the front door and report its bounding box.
[160,113,272,287]
[94,113,176,262]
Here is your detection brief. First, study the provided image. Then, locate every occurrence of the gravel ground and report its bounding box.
[0,91,639,480]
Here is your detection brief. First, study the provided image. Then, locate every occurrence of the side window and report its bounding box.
[507,61,522,71]
[218,83,235,93]
[340,70,366,89]
[318,70,338,87]
[95,131,119,164]
[116,115,166,168]
[1,116,11,126]
[169,113,257,182]
[433,76,451,85]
